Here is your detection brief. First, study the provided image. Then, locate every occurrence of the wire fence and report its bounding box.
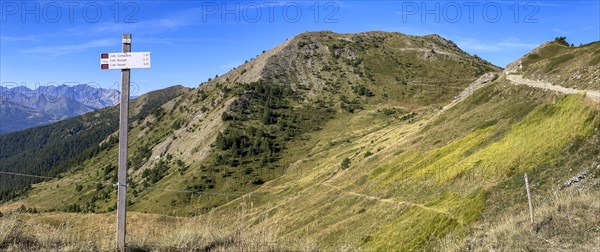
[0,168,553,251]
[0,169,378,202]
[0,162,534,203]
[0,170,255,198]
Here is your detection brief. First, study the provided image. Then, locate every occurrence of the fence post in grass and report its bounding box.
[524,172,535,232]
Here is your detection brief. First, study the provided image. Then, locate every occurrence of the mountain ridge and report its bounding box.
[0,84,122,134]
[1,32,598,251]
[3,30,499,211]
[0,85,191,201]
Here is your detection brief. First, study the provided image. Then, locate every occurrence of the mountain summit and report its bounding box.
[1,32,598,251]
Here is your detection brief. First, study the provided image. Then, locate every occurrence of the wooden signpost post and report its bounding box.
[101,34,151,251]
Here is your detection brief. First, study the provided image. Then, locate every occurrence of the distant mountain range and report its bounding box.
[0,84,121,134]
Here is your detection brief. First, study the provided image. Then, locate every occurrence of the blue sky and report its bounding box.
[1,0,598,95]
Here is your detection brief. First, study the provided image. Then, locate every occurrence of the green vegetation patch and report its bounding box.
[361,206,458,250]
[361,188,486,250]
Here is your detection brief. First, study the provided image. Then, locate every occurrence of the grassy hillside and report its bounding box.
[3,76,597,251]
[0,101,53,134]
[1,33,598,251]
[191,78,598,251]
[507,38,600,90]
[0,86,190,202]
[1,31,498,215]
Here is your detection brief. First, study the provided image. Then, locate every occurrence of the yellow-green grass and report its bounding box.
[411,94,593,184]
[4,95,598,251]
[4,78,599,251]
[361,190,487,251]
[201,81,598,250]
[357,91,597,249]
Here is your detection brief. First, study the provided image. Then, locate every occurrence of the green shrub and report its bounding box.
[341,157,351,169]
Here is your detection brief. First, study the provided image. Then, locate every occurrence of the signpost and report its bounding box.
[100,52,151,70]
[101,34,150,252]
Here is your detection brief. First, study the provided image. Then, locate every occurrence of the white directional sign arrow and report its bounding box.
[100,52,151,70]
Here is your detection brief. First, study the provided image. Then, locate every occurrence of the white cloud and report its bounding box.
[0,35,38,42]
[456,38,499,51]
[552,28,569,34]
[455,37,538,52]
[89,8,203,34]
[135,37,219,45]
[21,39,117,57]
[8,8,207,60]
[220,61,244,69]
[3,7,204,44]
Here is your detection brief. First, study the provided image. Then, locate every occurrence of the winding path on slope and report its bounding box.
[321,183,458,222]
[440,72,498,113]
[506,74,600,102]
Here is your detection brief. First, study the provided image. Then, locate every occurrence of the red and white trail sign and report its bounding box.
[100,52,151,70]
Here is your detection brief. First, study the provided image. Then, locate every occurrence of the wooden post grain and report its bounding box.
[524,173,534,231]
[117,33,131,252]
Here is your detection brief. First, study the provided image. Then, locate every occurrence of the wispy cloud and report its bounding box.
[3,7,203,44]
[21,39,117,57]
[136,37,221,45]
[580,25,599,31]
[7,7,205,60]
[89,8,203,35]
[220,61,244,69]
[552,28,569,34]
[0,35,39,42]
[455,37,538,52]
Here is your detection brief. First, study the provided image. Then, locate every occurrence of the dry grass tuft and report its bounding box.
[128,214,319,251]
[438,187,600,251]
[0,213,99,251]
[0,212,319,251]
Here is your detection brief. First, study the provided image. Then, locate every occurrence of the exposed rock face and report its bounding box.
[504,41,553,75]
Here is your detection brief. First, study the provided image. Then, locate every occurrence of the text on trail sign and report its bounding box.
[100,52,151,70]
